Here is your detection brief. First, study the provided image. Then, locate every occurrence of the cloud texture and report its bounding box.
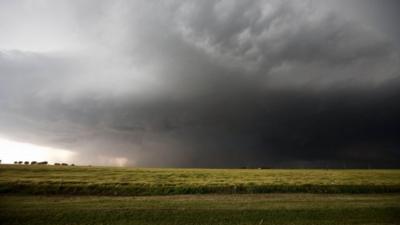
[1,0,400,167]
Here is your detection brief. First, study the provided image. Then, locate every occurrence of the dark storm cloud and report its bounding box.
[0,0,399,167]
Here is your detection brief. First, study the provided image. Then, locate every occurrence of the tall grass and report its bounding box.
[1,165,399,195]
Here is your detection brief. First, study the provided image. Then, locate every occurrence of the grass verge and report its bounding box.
[1,194,399,225]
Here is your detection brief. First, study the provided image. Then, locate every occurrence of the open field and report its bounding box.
[1,165,400,224]
[1,165,400,195]
[1,194,400,225]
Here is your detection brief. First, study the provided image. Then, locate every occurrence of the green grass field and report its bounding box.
[1,194,399,225]
[1,165,400,224]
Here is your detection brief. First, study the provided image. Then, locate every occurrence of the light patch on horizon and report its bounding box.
[93,156,130,167]
[0,137,76,164]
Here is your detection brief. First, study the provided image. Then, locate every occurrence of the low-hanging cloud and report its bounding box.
[0,0,399,167]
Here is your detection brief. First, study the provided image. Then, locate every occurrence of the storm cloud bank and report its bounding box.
[1,0,400,167]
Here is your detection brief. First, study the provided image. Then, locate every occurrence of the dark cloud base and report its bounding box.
[111,78,400,168]
[8,75,398,168]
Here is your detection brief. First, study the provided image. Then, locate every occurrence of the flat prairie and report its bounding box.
[1,165,399,195]
[1,165,400,225]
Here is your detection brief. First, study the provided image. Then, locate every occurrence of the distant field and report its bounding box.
[1,194,399,225]
[1,165,400,195]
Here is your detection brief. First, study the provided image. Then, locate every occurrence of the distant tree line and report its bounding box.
[13,161,75,166]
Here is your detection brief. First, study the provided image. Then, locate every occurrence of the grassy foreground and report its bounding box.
[1,165,400,195]
[1,194,399,225]
[1,166,400,224]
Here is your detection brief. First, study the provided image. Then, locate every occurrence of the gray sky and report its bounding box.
[0,0,399,167]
